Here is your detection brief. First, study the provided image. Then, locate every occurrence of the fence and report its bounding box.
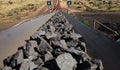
[75,15,119,35]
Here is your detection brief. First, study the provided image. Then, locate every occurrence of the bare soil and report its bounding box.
[0,4,47,31]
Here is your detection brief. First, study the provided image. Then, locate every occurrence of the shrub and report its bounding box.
[8,1,13,5]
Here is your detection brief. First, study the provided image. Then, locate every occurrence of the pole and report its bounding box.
[94,20,96,30]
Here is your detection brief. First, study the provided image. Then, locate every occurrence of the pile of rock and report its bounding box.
[2,12,103,70]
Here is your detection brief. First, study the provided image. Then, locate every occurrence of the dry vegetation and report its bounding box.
[70,0,120,12]
[0,0,46,30]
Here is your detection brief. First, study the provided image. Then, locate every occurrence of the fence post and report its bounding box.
[94,20,96,30]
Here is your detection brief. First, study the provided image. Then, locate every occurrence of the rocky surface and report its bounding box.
[1,12,103,70]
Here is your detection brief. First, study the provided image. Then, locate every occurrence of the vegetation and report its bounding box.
[0,0,45,29]
[87,0,120,11]
[70,0,120,11]
[70,1,86,11]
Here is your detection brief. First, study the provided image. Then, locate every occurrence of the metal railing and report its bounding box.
[93,19,119,35]
[75,15,119,35]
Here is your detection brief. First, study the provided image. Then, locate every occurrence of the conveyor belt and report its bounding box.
[63,12,120,70]
[0,12,56,67]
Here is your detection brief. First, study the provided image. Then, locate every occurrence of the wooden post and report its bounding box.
[94,20,96,30]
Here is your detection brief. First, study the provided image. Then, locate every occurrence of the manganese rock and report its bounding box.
[19,59,30,70]
[2,12,103,70]
[36,37,53,53]
[56,53,77,70]
[1,66,12,70]
[44,51,53,62]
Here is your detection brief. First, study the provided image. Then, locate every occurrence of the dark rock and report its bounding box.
[25,40,38,60]
[66,47,84,55]
[3,56,12,66]
[44,51,53,62]
[56,53,77,70]
[52,49,65,57]
[7,56,16,67]
[92,59,104,70]
[51,39,68,50]
[2,12,103,70]
[43,59,60,70]
[29,40,38,47]
[50,39,61,49]
[29,61,37,70]
[51,17,60,24]
[61,31,71,40]
[66,39,79,48]
[59,40,68,49]
[19,59,30,70]
[76,61,91,70]
[25,40,38,47]
[70,32,82,40]
[54,23,65,32]
[78,42,87,52]
[41,67,50,70]
[49,24,56,32]
[44,24,57,39]
[66,47,91,63]
[34,57,44,66]
[34,67,50,70]
[37,30,46,37]
[81,53,92,62]
[36,37,53,53]
[31,33,39,39]
[76,61,98,70]
[45,31,57,40]
[1,66,12,70]
[64,21,73,32]
[3,49,24,67]
[16,50,24,65]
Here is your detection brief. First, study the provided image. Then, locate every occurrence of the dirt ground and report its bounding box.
[0,4,47,31]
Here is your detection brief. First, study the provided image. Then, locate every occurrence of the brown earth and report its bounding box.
[0,4,47,31]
